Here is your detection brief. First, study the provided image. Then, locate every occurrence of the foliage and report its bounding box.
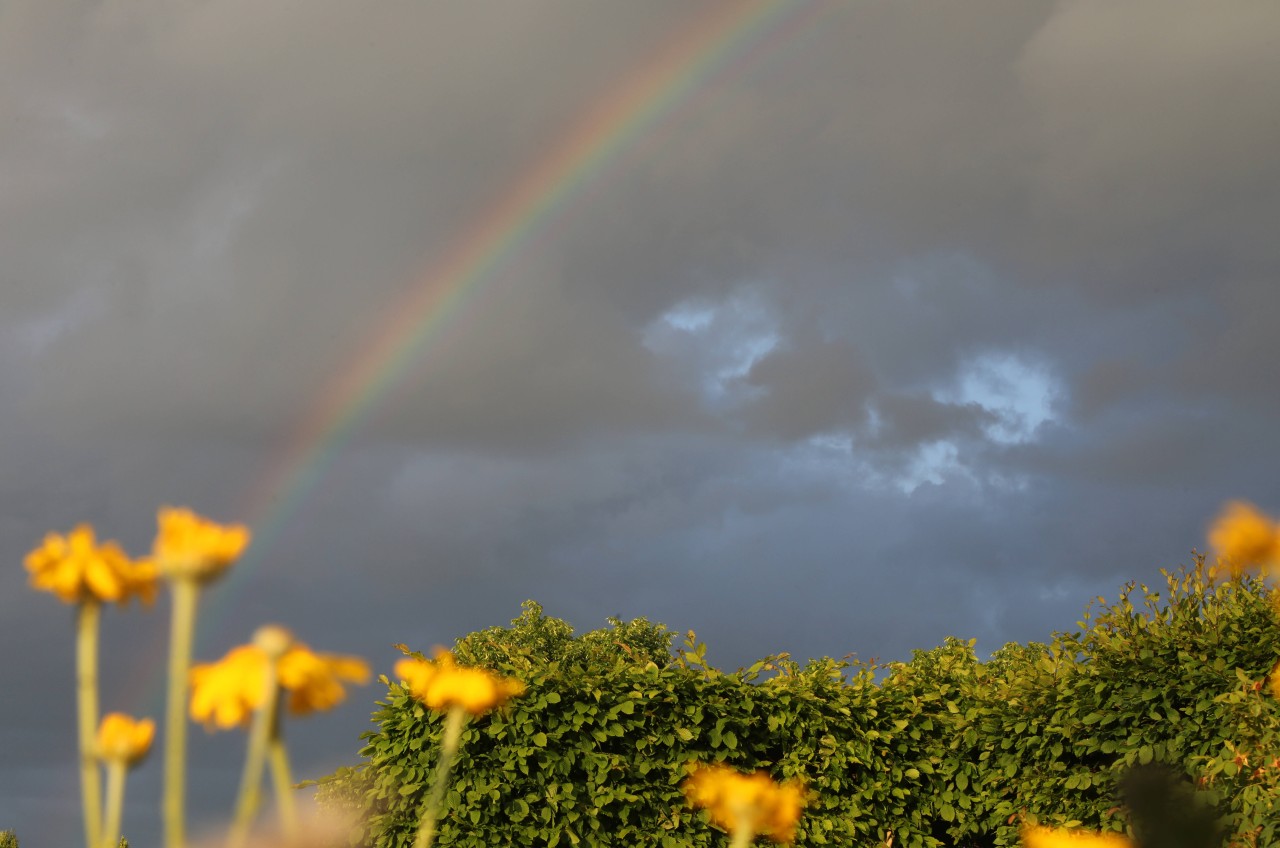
[0,831,16,848]
[451,600,674,672]
[320,558,1280,847]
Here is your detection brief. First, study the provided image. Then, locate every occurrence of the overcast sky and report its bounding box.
[4,1,1280,843]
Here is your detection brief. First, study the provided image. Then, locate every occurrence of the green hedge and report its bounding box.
[319,560,1280,847]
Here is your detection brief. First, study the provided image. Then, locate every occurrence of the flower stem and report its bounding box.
[267,714,298,841]
[163,578,199,848]
[77,600,103,848]
[100,760,126,848]
[412,706,467,848]
[729,825,755,848]
[227,664,282,848]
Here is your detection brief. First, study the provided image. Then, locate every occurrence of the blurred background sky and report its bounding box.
[3,1,1280,843]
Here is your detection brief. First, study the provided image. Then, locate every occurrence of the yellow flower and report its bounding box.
[153,506,250,582]
[25,524,157,605]
[96,713,155,767]
[190,645,269,729]
[684,763,805,843]
[394,650,525,716]
[278,645,371,715]
[189,638,371,729]
[1021,825,1134,848]
[1208,500,1280,579]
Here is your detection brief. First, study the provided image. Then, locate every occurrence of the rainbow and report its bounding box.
[216,0,820,613]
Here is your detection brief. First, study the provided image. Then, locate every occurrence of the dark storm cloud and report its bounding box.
[4,0,1280,843]
[1,1,697,445]
[864,394,998,452]
[1015,0,1280,286]
[740,341,877,439]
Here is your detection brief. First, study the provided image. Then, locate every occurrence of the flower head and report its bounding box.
[278,645,371,715]
[394,650,525,716]
[684,763,805,843]
[153,507,250,583]
[25,524,157,606]
[189,635,371,730]
[189,645,269,729]
[1208,501,1280,579]
[96,713,155,767]
[1020,825,1134,848]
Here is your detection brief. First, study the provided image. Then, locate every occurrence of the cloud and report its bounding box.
[740,340,877,440]
[1017,0,1280,284]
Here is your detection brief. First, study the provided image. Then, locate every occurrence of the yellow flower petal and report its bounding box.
[85,549,125,601]
[395,657,438,694]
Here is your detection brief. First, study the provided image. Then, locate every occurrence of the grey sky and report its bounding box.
[4,1,1280,844]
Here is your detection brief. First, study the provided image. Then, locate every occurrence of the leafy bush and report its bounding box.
[450,601,674,673]
[320,557,1280,847]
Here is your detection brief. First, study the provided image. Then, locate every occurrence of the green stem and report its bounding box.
[727,807,757,848]
[100,761,126,848]
[412,706,467,848]
[77,601,103,848]
[163,578,199,848]
[227,666,281,848]
[267,712,298,841]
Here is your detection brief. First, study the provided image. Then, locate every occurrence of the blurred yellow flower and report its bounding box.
[1208,500,1280,579]
[96,713,155,766]
[684,763,805,843]
[1021,825,1134,848]
[278,645,371,715]
[394,650,525,716]
[25,524,156,605]
[153,507,250,582]
[190,639,371,729]
[190,645,268,729]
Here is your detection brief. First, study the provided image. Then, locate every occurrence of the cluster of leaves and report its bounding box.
[319,558,1280,847]
[450,601,674,673]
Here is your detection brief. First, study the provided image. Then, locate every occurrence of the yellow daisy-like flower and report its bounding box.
[96,713,155,767]
[1208,500,1280,579]
[278,645,372,715]
[684,763,806,844]
[394,650,525,716]
[25,524,157,606]
[1020,825,1134,848]
[153,506,250,583]
[189,639,371,729]
[190,645,269,729]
